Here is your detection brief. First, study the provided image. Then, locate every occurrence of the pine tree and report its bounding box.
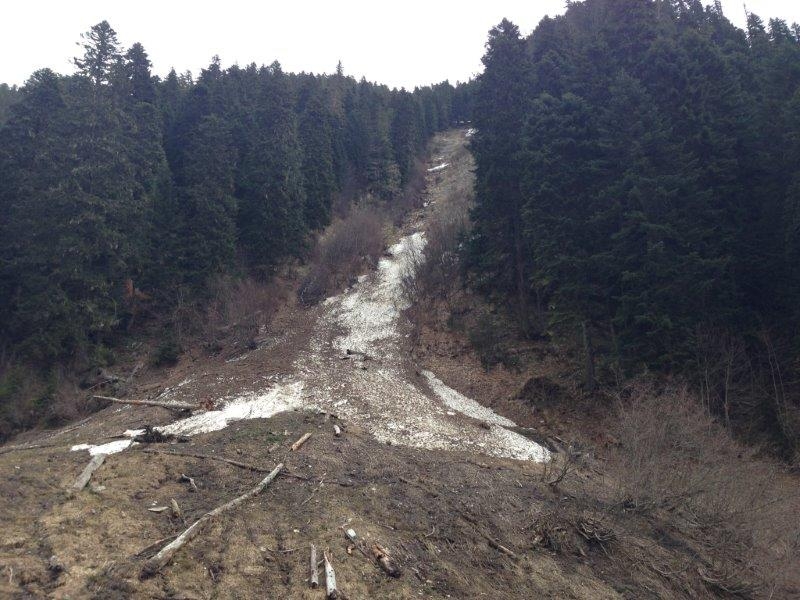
[468,19,534,329]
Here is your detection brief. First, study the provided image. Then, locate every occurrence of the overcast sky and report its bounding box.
[2,1,799,89]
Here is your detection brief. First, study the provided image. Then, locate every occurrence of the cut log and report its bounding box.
[93,395,197,411]
[291,432,312,451]
[372,544,402,578]
[170,498,182,520]
[69,454,106,494]
[310,544,319,588]
[324,550,338,599]
[142,463,283,576]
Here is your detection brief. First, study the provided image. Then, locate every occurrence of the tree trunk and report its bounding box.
[582,321,596,393]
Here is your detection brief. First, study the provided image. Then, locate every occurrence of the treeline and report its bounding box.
[0,21,468,367]
[469,0,800,454]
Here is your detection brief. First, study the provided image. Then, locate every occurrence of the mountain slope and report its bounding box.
[1,130,795,599]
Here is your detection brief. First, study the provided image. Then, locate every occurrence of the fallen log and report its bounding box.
[0,442,62,455]
[141,448,268,472]
[69,454,107,494]
[93,395,197,411]
[142,463,283,576]
[134,534,179,558]
[310,544,319,588]
[324,550,338,599]
[488,539,517,558]
[291,432,312,451]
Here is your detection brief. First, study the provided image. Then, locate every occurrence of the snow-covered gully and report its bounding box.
[72,131,550,464]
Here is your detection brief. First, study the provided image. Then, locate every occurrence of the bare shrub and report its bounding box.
[611,381,800,595]
[390,158,427,224]
[204,276,279,351]
[299,205,386,306]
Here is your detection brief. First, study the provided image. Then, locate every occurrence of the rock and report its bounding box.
[47,555,65,574]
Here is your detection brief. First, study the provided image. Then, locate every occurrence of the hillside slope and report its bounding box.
[1,130,795,599]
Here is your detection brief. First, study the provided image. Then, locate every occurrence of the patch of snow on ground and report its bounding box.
[71,428,145,456]
[427,163,449,173]
[158,381,305,436]
[331,232,425,356]
[421,370,515,427]
[71,439,135,456]
[465,128,476,137]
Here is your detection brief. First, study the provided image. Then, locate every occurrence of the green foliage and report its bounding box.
[152,335,182,367]
[0,21,463,373]
[467,310,520,371]
[469,0,800,446]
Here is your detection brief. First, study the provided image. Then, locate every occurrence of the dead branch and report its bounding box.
[141,448,269,472]
[291,432,312,451]
[93,395,197,411]
[69,453,106,494]
[179,474,198,492]
[142,463,283,576]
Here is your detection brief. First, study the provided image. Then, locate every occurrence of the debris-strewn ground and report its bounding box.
[1,130,797,599]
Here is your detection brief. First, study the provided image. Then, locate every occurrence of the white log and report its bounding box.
[142,463,283,575]
[324,550,338,599]
[69,454,107,494]
[310,544,319,588]
[93,394,197,411]
[291,432,312,451]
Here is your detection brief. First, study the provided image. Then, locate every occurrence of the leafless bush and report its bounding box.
[693,325,800,460]
[390,158,427,224]
[611,381,800,595]
[402,185,473,310]
[299,205,386,306]
[204,276,279,351]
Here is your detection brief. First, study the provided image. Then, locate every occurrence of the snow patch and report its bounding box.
[71,428,145,455]
[427,163,449,173]
[421,370,515,427]
[331,232,425,356]
[71,439,134,456]
[465,128,476,137]
[158,381,305,436]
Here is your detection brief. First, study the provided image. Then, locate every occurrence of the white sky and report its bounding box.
[1,1,799,89]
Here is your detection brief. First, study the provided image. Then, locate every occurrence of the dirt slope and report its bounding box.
[0,130,765,599]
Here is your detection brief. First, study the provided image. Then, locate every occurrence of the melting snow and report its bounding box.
[158,382,305,436]
[71,438,135,456]
[422,370,515,427]
[331,232,424,356]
